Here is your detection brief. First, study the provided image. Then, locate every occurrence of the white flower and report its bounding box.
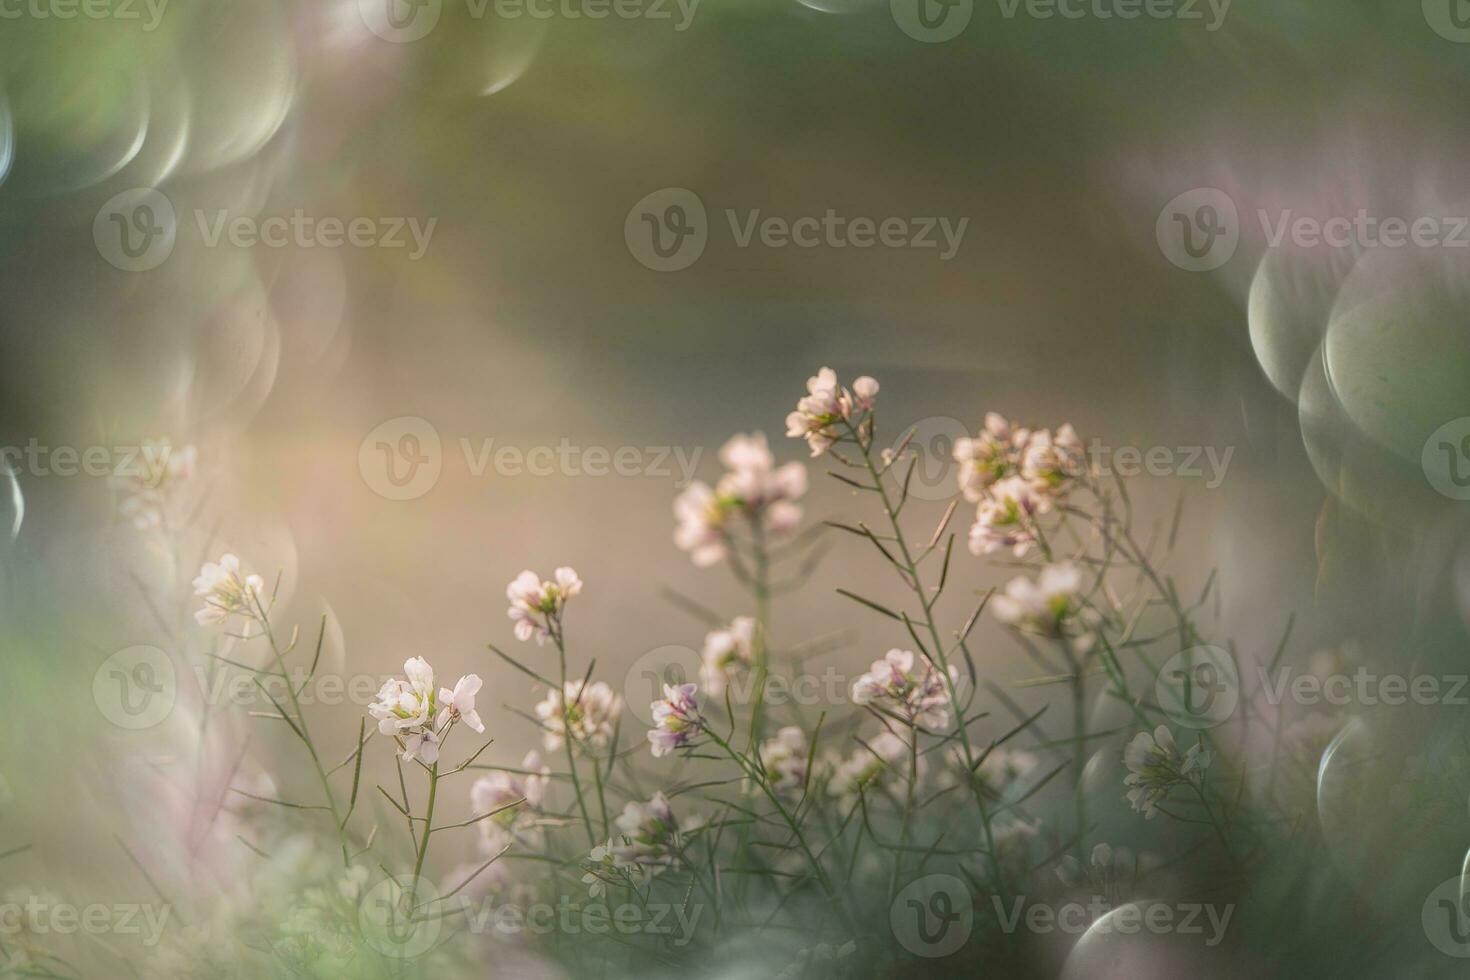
[991,562,1096,651]
[673,482,729,567]
[582,838,649,899]
[1020,423,1086,493]
[758,726,809,793]
[534,680,620,752]
[1122,725,1211,819]
[827,731,918,803]
[368,658,480,764]
[611,792,691,874]
[648,682,705,758]
[714,432,807,533]
[850,649,959,729]
[506,567,582,644]
[954,414,1026,502]
[674,433,807,567]
[471,750,547,850]
[112,440,197,530]
[784,367,878,457]
[437,674,485,733]
[967,475,1046,557]
[699,616,756,696]
[192,553,265,626]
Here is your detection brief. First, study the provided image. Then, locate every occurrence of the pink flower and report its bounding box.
[674,433,808,567]
[648,683,705,757]
[699,616,756,696]
[192,553,265,626]
[784,367,878,457]
[967,476,1046,557]
[851,649,959,729]
[506,567,582,644]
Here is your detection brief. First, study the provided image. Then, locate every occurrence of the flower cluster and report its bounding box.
[1122,725,1211,819]
[609,792,692,875]
[581,838,649,899]
[534,680,620,752]
[699,616,756,696]
[192,553,265,627]
[674,433,806,568]
[112,440,197,531]
[368,657,484,764]
[506,567,582,644]
[955,414,1085,557]
[850,649,959,729]
[784,366,878,457]
[991,562,1098,652]
[827,731,916,804]
[757,726,810,794]
[647,683,705,757]
[470,750,549,850]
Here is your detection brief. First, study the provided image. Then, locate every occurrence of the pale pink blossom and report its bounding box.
[534,680,620,752]
[967,475,1046,557]
[610,792,693,874]
[648,682,705,757]
[437,674,485,733]
[113,440,197,531]
[699,616,756,696]
[506,567,582,644]
[758,726,810,793]
[992,562,1097,651]
[850,649,959,729]
[192,553,265,626]
[784,367,878,457]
